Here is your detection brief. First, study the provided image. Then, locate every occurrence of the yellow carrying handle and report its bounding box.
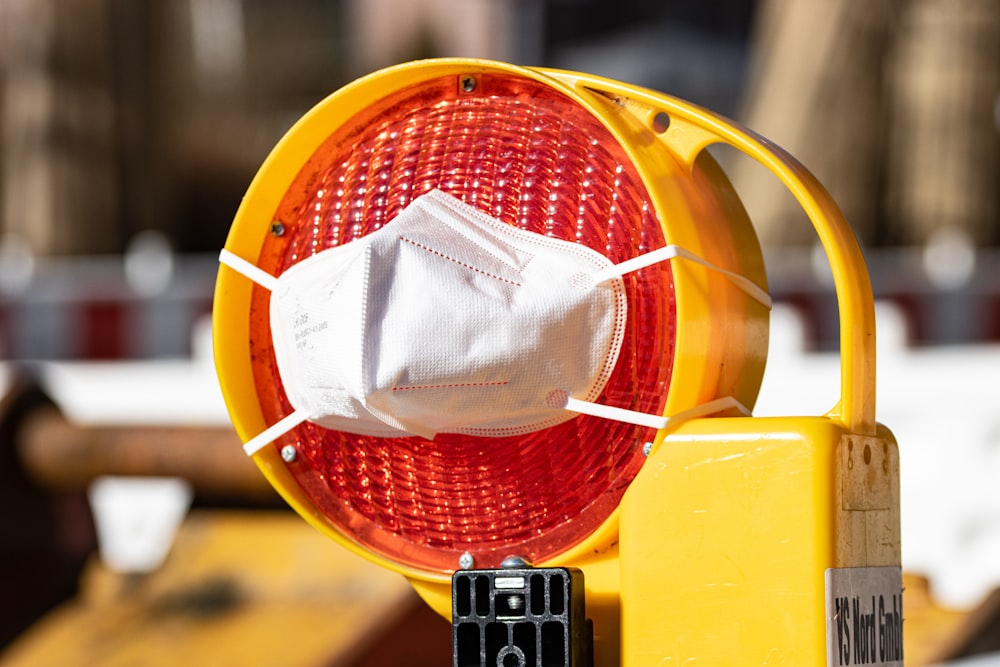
[543,69,877,437]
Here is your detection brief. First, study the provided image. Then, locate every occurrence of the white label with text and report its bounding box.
[826,567,903,666]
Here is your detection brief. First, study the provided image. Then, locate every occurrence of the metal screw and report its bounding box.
[270,221,285,236]
[280,444,297,462]
[459,552,475,569]
[642,441,654,457]
[460,76,477,93]
[501,555,532,569]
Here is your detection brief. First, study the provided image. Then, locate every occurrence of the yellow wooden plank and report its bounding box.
[1,511,415,667]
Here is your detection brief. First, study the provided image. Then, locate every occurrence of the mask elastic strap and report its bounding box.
[591,244,771,308]
[564,395,750,432]
[241,409,310,456]
[219,249,278,292]
[218,249,303,456]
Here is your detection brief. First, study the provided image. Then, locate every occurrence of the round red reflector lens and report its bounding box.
[247,72,675,573]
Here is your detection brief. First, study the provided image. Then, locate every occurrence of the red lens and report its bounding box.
[249,72,675,573]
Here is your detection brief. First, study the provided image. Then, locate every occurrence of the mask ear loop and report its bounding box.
[564,394,750,431]
[219,249,310,455]
[564,243,771,430]
[219,249,279,292]
[591,243,772,308]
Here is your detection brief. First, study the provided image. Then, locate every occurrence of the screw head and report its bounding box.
[458,552,475,569]
[642,441,654,457]
[280,444,297,462]
[460,76,476,93]
[270,221,285,236]
[501,555,533,569]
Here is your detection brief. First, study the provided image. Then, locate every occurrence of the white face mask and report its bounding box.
[220,190,769,455]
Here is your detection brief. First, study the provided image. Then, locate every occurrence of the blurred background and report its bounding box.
[0,0,998,665]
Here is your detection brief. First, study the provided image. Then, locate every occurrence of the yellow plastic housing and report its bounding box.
[214,58,899,666]
[213,58,769,582]
[620,418,900,665]
[550,71,898,665]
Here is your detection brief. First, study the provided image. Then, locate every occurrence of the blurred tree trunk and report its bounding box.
[732,0,900,246]
[884,0,1000,246]
[1,0,126,255]
[734,0,1000,247]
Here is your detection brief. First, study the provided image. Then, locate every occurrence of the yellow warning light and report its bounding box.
[212,59,900,665]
